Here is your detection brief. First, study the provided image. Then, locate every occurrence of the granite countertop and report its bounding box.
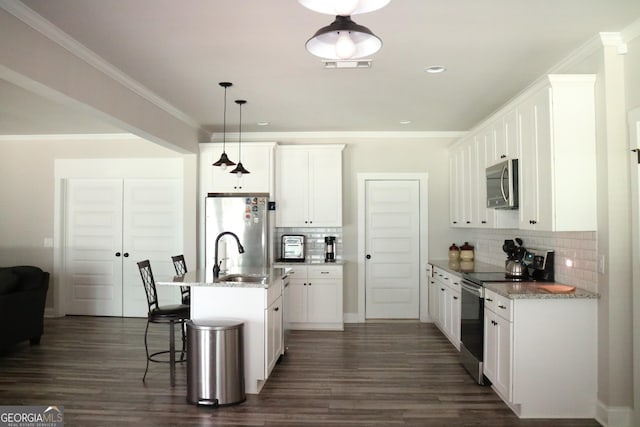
[428,258,599,300]
[484,282,599,300]
[273,260,345,266]
[157,267,290,289]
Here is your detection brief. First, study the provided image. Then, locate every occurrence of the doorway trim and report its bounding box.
[53,158,187,317]
[628,107,640,427]
[357,173,429,323]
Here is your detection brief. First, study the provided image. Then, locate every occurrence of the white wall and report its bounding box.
[253,136,457,315]
[0,134,197,309]
[624,21,640,427]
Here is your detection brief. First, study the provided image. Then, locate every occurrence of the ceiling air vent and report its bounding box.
[322,59,372,69]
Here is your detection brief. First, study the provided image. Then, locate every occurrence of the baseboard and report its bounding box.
[44,307,63,318]
[596,401,633,427]
[343,313,359,323]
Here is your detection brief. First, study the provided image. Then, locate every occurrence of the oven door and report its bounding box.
[460,280,487,385]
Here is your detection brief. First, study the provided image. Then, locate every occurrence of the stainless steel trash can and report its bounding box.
[186,319,245,406]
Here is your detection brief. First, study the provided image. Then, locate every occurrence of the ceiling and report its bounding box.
[2,0,640,137]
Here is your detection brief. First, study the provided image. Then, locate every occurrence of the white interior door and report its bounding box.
[365,180,420,319]
[65,179,123,316]
[65,178,182,317]
[122,179,183,317]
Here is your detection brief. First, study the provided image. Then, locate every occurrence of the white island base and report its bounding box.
[160,269,286,395]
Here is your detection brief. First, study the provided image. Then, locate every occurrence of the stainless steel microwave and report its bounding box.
[486,159,519,209]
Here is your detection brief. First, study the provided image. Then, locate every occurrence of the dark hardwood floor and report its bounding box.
[0,317,600,426]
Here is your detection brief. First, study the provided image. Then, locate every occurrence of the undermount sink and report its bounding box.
[217,273,269,284]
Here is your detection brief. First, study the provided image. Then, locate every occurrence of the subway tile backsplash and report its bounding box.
[463,229,597,292]
[274,227,343,263]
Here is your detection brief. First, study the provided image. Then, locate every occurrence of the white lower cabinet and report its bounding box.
[483,288,597,418]
[483,289,513,401]
[265,294,283,376]
[431,266,461,349]
[281,264,343,330]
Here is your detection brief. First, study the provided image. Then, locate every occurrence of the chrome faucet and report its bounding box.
[213,231,245,279]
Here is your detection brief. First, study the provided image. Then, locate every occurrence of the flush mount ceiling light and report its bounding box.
[229,100,250,177]
[305,15,382,60]
[299,0,390,16]
[212,82,236,169]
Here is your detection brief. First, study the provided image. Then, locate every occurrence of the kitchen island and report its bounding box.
[158,267,289,394]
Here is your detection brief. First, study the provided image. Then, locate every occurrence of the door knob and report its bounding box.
[366,254,371,259]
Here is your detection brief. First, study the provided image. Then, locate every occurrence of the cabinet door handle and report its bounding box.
[115,252,121,257]
[486,298,493,302]
[366,254,371,259]
[308,282,312,286]
[123,253,129,257]
[500,154,507,159]
[453,296,458,300]
[466,221,471,224]
[452,221,457,224]
[498,305,506,309]
[320,271,330,274]
[274,307,279,312]
[481,220,487,224]
[440,288,445,292]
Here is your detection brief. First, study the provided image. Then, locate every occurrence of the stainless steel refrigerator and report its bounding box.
[205,194,269,281]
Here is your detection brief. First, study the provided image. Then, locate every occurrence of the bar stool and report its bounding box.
[171,254,190,305]
[137,260,190,386]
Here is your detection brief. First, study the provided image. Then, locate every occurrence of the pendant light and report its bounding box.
[230,100,250,177]
[212,82,236,169]
[305,15,382,60]
[298,0,390,16]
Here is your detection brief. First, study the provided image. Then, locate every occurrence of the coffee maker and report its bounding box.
[324,236,336,263]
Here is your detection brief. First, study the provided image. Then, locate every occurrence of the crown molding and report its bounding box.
[0,132,138,141]
[621,17,640,43]
[544,32,620,76]
[209,131,467,142]
[0,0,202,131]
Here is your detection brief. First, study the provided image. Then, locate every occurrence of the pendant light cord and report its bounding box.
[238,101,242,160]
[222,85,227,151]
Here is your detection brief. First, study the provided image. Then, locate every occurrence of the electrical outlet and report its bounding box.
[598,255,606,274]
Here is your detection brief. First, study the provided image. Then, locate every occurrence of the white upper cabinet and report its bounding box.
[449,74,595,231]
[276,145,344,227]
[449,147,463,226]
[517,75,596,231]
[491,111,519,166]
[200,142,276,195]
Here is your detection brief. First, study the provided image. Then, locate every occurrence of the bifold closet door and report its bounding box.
[64,178,182,317]
[65,179,124,316]
[121,179,183,317]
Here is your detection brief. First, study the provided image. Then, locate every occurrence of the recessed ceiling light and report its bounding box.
[425,65,446,74]
[257,121,270,126]
[400,120,412,125]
